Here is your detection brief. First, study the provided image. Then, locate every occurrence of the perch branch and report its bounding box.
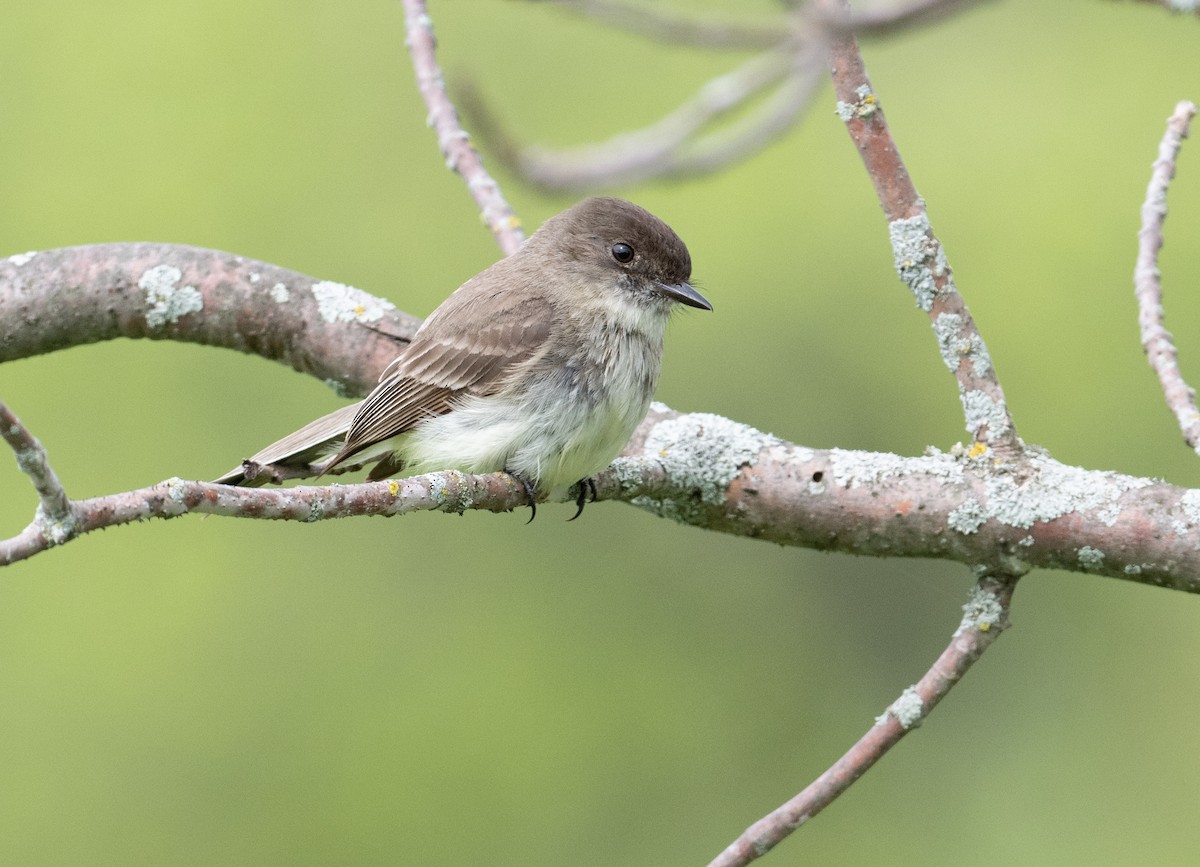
[708,573,1017,866]
[1135,100,1199,456]
[5,253,1200,592]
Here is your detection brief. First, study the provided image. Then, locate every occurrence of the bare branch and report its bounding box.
[1115,0,1200,15]
[401,0,524,255]
[537,0,995,48]
[708,574,1017,866]
[1135,100,1199,456]
[534,0,794,49]
[823,5,1021,460]
[464,46,824,191]
[820,0,997,36]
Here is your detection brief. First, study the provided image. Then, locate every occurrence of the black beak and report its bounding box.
[656,281,713,311]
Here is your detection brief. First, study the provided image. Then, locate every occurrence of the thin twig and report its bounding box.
[536,0,793,49]
[1135,100,1199,455]
[820,0,996,35]
[466,46,821,191]
[0,399,72,531]
[400,0,524,255]
[662,62,824,177]
[824,0,1022,460]
[707,574,1018,866]
[1116,0,1200,15]
[542,0,993,46]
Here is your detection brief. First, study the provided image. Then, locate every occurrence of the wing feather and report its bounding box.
[326,289,553,470]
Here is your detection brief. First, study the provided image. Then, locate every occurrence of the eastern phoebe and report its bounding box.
[215,197,711,518]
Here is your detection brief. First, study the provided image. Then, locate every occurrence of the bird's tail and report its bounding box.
[213,402,362,486]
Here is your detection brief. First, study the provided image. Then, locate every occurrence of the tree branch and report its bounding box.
[535,0,793,49]
[823,2,1021,461]
[5,269,1200,590]
[708,573,1017,866]
[1135,100,1199,455]
[461,44,825,192]
[0,400,73,544]
[401,0,524,255]
[1115,0,1200,15]
[0,243,421,395]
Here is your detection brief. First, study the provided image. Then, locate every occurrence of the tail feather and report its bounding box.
[213,402,362,486]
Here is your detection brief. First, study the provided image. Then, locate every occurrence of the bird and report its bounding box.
[214,197,711,519]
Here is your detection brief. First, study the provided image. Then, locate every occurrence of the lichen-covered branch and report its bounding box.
[6,398,1200,586]
[707,574,1016,866]
[613,405,1200,593]
[0,244,421,395]
[0,400,72,537]
[401,0,524,255]
[1135,100,1199,456]
[822,1,1020,461]
[5,244,1200,586]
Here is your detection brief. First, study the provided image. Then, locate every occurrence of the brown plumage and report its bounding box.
[215,198,710,511]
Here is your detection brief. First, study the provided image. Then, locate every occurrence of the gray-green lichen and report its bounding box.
[34,503,76,545]
[984,454,1151,529]
[834,84,879,121]
[954,585,1004,636]
[324,379,352,398]
[888,214,946,311]
[13,443,41,477]
[163,477,189,516]
[1077,546,1105,571]
[269,283,291,303]
[960,389,1009,438]
[948,498,986,534]
[1172,488,1200,535]
[878,686,923,730]
[140,264,203,328]
[630,411,778,523]
[932,312,991,377]
[8,251,37,266]
[828,449,963,490]
[311,280,396,324]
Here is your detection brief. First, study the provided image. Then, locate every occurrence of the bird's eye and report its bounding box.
[611,243,634,264]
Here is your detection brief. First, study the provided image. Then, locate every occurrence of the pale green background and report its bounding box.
[1,2,1199,864]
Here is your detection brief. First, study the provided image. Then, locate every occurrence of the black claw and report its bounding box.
[506,471,538,523]
[567,477,598,522]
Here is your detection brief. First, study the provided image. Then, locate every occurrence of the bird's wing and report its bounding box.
[327,293,553,468]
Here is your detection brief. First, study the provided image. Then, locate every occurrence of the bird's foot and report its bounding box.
[505,470,539,523]
[567,477,598,522]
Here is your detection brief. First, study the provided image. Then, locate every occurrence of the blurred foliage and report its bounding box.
[1,1,1199,864]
